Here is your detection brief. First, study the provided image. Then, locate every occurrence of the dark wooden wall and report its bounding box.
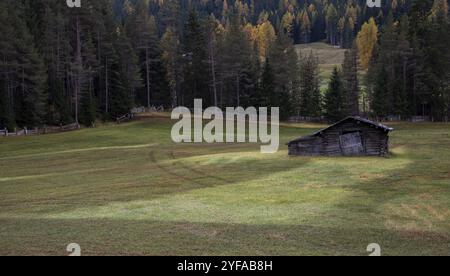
[289,121,390,157]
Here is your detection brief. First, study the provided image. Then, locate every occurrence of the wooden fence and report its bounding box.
[116,106,166,124]
[288,116,325,123]
[0,123,80,137]
[131,106,165,114]
[411,116,431,123]
[116,113,134,124]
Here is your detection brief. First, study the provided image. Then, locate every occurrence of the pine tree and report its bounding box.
[299,52,321,117]
[115,26,143,106]
[325,4,339,45]
[182,9,209,107]
[267,33,298,119]
[79,86,97,127]
[41,2,72,125]
[324,67,345,122]
[220,12,253,107]
[126,0,159,108]
[0,1,16,130]
[260,58,275,108]
[109,61,132,118]
[161,27,182,107]
[372,67,389,118]
[79,32,98,127]
[342,44,360,116]
[423,0,450,120]
[8,0,48,128]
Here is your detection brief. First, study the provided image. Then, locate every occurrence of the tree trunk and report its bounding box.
[209,37,218,106]
[105,57,109,114]
[146,47,151,108]
[74,15,82,125]
[236,74,240,107]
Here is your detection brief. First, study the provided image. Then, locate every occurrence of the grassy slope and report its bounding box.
[0,117,450,256]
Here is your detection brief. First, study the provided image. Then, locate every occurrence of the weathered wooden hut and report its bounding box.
[288,117,394,157]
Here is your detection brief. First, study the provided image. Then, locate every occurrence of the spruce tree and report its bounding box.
[9,0,48,128]
[183,9,209,107]
[324,67,345,122]
[109,61,132,119]
[342,44,360,116]
[299,52,321,117]
[260,59,275,108]
[372,67,389,119]
[161,27,182,107]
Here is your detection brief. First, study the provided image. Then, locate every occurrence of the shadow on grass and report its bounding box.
[331,139,450,245]
[0,144,311,215]
[0,217,448,256]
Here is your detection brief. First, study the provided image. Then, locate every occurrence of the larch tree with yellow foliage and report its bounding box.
[255,21,276,58]
[356,17,378,70]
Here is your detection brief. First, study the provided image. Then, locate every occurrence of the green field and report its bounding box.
[1,115,450,256]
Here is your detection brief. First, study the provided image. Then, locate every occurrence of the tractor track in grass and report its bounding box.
[168,151,233,184]
[149,150,232,186]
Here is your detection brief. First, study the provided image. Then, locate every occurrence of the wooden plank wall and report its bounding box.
[289,121,390,157]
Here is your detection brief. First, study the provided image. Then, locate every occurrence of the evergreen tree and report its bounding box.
[0,1,16,130]
[126,0,163,108]
[182,9,209,107]
[161,27,182,107]
[267,33,298,119]
[299,52,321,117]
[324,67,345,122]
[220,12,253,107]
[7,0,48,128]
[115,27,143,106]
[372,67,389,118]
[260,58,275,108]
[342,44,360,116]
[79,86,97,127]
[109,61,132,118]
[325,4,339,45]
[79,32,98,127]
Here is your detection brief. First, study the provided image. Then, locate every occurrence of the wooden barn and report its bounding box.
[288,117,394,157]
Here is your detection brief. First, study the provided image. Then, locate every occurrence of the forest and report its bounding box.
[0,0,449,130]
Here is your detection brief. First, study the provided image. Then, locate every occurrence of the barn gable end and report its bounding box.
[288,117,393,157]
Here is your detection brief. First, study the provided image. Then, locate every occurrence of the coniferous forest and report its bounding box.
[0,0,449,130]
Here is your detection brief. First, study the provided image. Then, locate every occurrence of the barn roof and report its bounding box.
[288,116,394,145]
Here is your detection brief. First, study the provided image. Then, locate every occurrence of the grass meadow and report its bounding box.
[0,114,449,255]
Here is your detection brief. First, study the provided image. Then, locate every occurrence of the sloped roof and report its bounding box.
[288,116,394,145]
